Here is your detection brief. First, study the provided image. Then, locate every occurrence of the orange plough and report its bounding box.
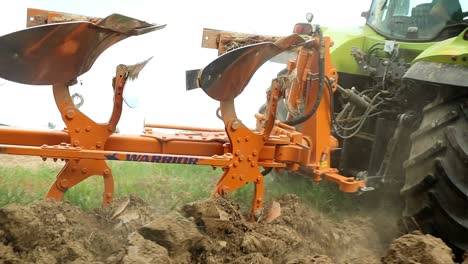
[0,8,365,219]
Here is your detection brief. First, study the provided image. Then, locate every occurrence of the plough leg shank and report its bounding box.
[48,159,114,206]
[46,64,128,205]
[213,100,266,219]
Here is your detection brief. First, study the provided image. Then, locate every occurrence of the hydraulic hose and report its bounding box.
[326,76,335,131]
[285,26,325,126]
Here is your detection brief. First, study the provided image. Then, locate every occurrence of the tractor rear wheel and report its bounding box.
[402,87,468,250]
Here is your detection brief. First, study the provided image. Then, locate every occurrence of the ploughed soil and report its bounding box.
[0,194,464,264]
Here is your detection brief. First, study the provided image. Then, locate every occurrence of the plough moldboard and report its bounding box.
[0,8,365,218]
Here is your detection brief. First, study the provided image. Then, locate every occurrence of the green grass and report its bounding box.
[0,165,59,206]
[0,161,222,211]
[0,161,355,215]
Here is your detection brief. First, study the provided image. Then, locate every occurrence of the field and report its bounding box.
[0,155,464,263]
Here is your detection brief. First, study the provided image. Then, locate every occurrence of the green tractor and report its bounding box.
[288,0,467,252]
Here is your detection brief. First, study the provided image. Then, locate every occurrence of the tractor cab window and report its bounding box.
[367,0,467,40]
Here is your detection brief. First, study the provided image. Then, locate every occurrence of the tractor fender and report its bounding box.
[411,28,468,66]
[405,28,468,87]
[403,61,468,88]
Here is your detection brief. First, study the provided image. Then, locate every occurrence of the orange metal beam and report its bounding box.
[0,127,283,162]
[26,8,101,27]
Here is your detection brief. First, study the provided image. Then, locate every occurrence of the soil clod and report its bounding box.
[381,231,455,264]
[0,193,459,263]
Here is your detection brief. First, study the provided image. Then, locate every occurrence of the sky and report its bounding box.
[0,0,369,133]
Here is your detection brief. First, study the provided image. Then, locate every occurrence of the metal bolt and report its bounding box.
[231,120,240,131]
[96,142,102,148]
[221,186,231,194]
[103,169,110,176]
[65,110,75,119]
[75,128,80,133]
[81,168,87,174]
[60,179,68,188]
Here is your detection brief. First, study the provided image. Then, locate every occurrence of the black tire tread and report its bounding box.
[403,89,468,250]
